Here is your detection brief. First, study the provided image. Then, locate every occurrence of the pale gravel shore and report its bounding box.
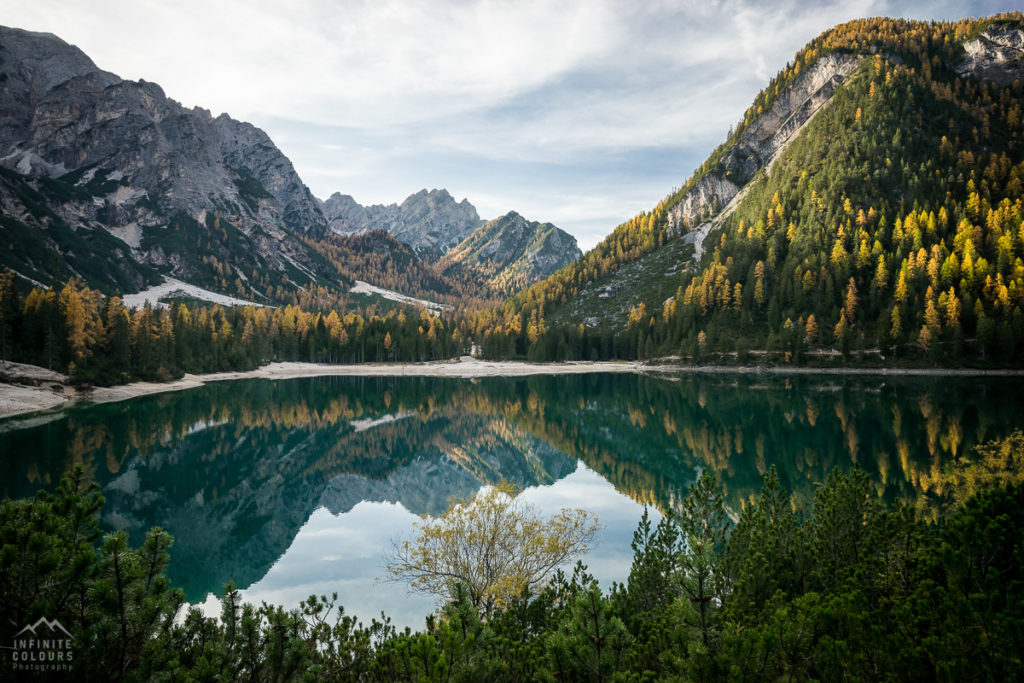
[0,384,70,416]
[0,361,74,419]
[82,359,643,406]
[1,357,1022,420]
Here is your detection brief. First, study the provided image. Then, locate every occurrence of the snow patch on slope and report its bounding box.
[121,277,266,310]
[349,280,450,316]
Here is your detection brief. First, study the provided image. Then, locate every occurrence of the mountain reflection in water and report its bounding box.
[1,373,1021,627]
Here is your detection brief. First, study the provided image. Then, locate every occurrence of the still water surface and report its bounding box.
[1,373,1021,627]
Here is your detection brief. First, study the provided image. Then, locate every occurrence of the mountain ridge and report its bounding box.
[323,188,484,258]
[473,13,1024,366]
[321,190,582,300]
[0,25,578,306]
[0,25,335,298]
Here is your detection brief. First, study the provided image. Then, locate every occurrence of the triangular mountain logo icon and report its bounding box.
[13,617,72,639]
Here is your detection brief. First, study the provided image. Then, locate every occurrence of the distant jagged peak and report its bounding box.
[404,187,450,202]
[325,191,358,204]
[398,187,480,218]
[322,187,483,255]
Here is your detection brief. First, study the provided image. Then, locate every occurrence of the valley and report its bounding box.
[2,9,1024,681]
[4,17,1024,374]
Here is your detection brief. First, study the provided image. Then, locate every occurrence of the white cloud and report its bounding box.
[2,0,1018,246]
[3,0,622,125]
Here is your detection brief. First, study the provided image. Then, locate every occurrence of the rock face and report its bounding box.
[322,193,373,234]
[667,175,742,234]
[440,211,582,297]
[0,26,329,294]
[324,188,483,258]
[213,116,327,236]
[666,23,1024,239]
[667,53,862,233]
[956,22,1024,85]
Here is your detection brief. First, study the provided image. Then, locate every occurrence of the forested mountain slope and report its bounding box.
[439,212,582,299]
[470,14,1024,365]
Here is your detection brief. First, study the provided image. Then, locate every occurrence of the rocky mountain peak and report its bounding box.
[392,188,482,254]
[0,24,330,294]
[0,26,113,94]
[0,27,120,152]
[323,188,483,257]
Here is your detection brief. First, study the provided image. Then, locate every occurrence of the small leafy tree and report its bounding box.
[385,483,600,617]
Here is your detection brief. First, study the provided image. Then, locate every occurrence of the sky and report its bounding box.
[1,0,1019,249]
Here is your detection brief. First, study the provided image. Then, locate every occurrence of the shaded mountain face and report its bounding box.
[313,229,455,299]
[489,14,1024,365]
[324,189,484,259]
[0,26,331,296]
[440,211,582,298]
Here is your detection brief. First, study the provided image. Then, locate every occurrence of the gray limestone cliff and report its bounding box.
[667,53,862,234]
[323,192,373,233]
[956,22,1024,85]
[324,188,484,258]
[0,25,329,293]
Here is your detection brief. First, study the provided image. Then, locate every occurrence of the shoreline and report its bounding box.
[1,357,1023,420]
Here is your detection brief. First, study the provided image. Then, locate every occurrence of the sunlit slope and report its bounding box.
[473,14,1024,364]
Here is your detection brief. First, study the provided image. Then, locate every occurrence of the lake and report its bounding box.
[1,372,1021,628]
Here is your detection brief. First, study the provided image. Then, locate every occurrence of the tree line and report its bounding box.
[0,272,459,385]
